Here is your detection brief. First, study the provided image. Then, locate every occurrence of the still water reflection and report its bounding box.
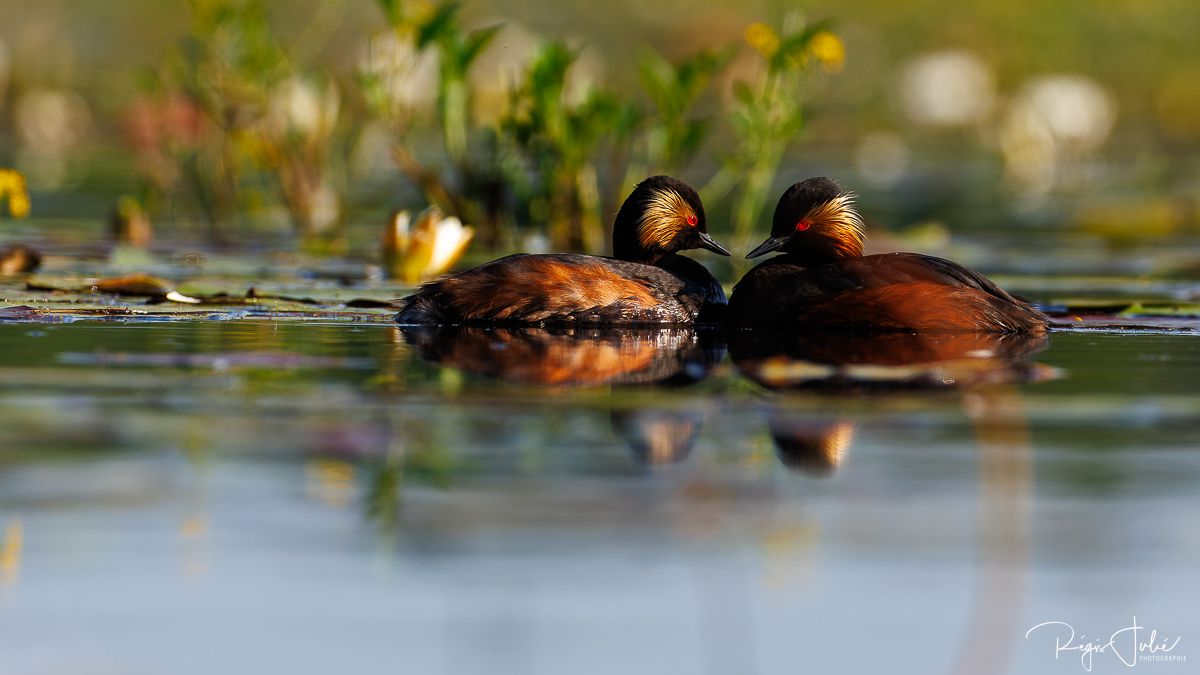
[400,326,725,386]
[0,321,1197,675]
[401,326,723,466]
[728,330,1051,477]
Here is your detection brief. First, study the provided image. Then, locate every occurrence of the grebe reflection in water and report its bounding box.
[731,330,1055,476]
[399,326,723,386]
[398,326,722,465]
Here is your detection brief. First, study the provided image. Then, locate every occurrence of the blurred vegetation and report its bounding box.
[360,0,837,255]
[708,19,843,252]
[0,0,840,257]
[133,0,354,244]
[0,0,1198,258]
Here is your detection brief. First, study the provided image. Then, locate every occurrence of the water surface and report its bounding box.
[0,321,1197,675]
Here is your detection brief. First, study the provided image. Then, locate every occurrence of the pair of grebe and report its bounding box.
[396,176,1048,333]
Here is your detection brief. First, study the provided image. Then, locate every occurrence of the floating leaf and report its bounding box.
[78,274,203,304]
[90,274,173,297]
[1118,302,1200,318]
[0,305,42,320]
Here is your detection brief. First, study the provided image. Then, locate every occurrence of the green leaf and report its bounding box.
[679,120,709,157]
[676,46,733,96]
[526,39,576,100]
[637,50,674,110]
[732,80,755,107]
[460,24,503,70]
[375,0,403,27]
[612,101,645,138]
[771,33,809,71]
[416,1,460,49]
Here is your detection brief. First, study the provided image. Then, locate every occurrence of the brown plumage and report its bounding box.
[396,176,730,326]
[413,256,659,323]
[728,177,1049,333]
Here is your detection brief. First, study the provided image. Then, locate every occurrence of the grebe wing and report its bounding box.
[779,252,1021,302]
[397,254,693,325]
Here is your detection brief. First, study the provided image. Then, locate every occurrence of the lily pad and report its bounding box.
[1117,302,1200,318]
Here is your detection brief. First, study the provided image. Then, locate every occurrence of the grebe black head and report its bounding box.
[745,177,865,265]
[613,175,730,264]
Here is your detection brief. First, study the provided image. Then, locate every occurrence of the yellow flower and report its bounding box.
[0,169,31,219]
[383,206,475,283]
[808,31,845,73]
[744,23,780,59]
[8,193,31,219]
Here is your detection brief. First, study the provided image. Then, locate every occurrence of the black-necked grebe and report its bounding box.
[396,176,730,325]
[727,177,1048,333]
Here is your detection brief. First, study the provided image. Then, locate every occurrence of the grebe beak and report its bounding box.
[698,232,732,256]
[745,235,789,259]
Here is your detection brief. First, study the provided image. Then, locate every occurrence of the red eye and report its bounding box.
[795,220,811,232]
[686,214,698,227]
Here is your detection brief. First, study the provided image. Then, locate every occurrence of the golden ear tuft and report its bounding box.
[638,187,693,250]
[807,193,866,257]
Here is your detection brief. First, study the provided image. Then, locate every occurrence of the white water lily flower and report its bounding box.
[1019,75,1116,151]
[268,77,339,139]
[899,50,994,128]
[426,215,472,276]
[383,206,474,283]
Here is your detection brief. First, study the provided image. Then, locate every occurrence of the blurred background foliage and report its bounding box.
[0,0,1198,265]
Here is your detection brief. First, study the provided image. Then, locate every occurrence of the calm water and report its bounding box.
[0,321,1197,675]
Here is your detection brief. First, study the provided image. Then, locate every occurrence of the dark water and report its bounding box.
[0,321,1197,674]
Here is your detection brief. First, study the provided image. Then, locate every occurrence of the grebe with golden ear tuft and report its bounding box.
[396,176,730,326]
[728,177,1048,333]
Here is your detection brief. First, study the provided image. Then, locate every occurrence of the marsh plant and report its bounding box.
[363,1,843,259]
[133,0,286,236]
[710,16,845,265]
[497,39,640,252]
[130,0,353,243]
[361,0,509,247]
[130,0,844,262]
